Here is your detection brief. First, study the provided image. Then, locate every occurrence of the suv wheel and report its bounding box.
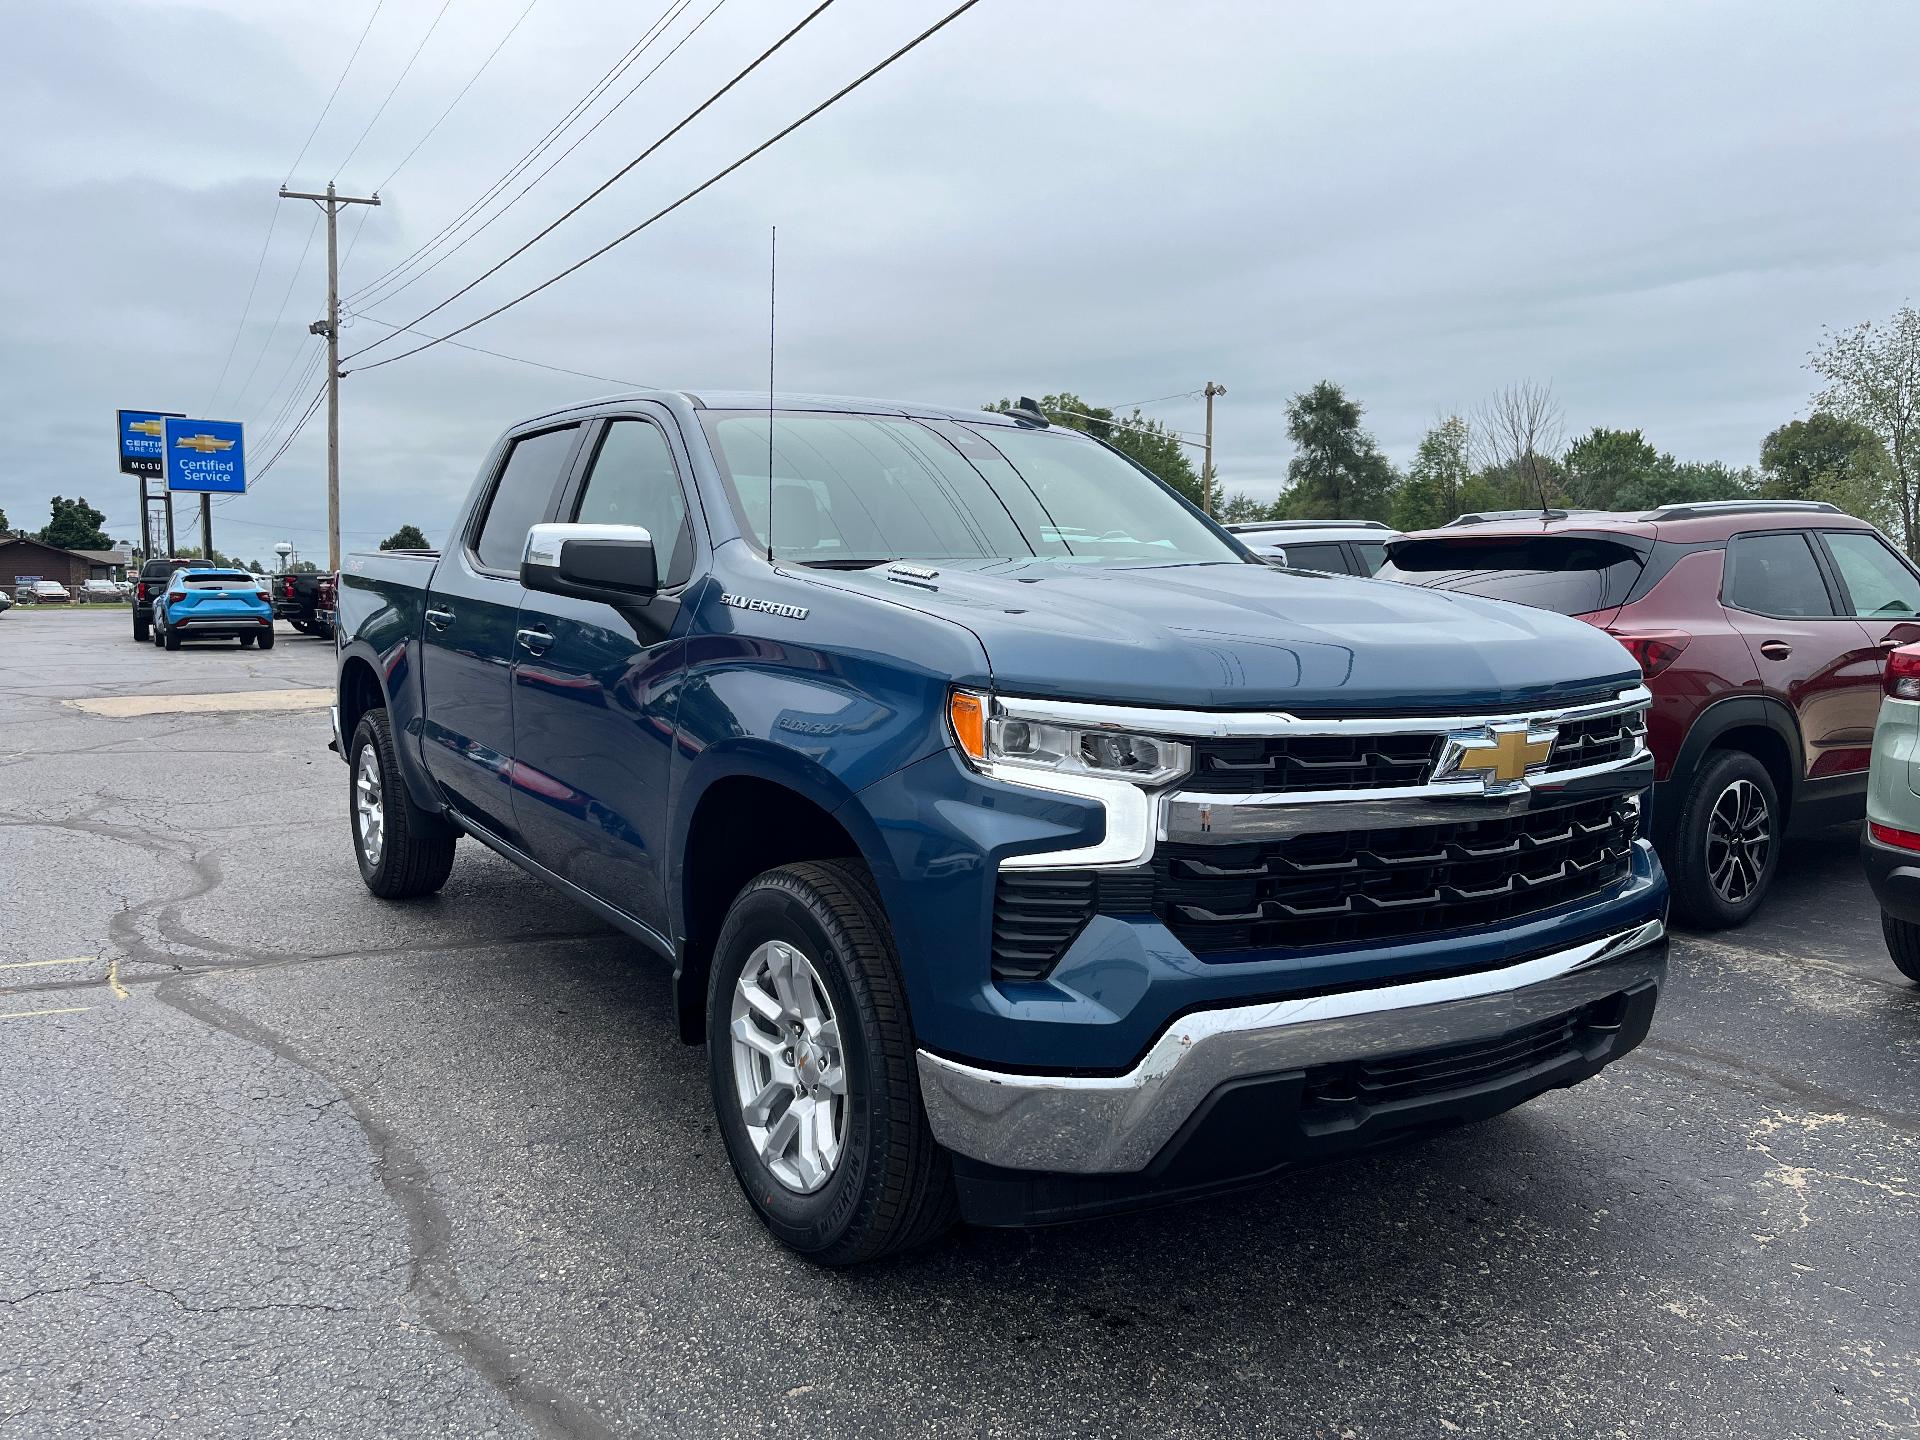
[1670,749,1780,929]
[133,614,149,642]
[707,860,956,1265]
[1881,915,1920,984]
[348,709,457,898]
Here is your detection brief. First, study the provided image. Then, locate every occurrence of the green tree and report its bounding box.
[1277,381,1400,522]
[0,505,9,533]
[39,496,111,550]
[1759,411,1894,530]
[1392,415,1471,531]
[985,394,1204,507]
[1216,492,1273,524]
[1563,428,1663,509]
[380,524,431,550]
[1811,306,1920,553]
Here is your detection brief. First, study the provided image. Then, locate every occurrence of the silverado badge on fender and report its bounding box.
[720,592,809,620]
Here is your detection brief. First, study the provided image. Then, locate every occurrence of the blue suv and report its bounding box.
[153,567,275,651]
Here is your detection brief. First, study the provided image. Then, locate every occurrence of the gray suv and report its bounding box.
[1227,520,1400,575]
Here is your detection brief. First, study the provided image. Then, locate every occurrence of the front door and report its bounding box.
[509,415,697,940]
[418,423,583,841]
[1720,528,1879,779]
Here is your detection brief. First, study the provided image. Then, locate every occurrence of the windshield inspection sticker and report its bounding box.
[721,593,809,620]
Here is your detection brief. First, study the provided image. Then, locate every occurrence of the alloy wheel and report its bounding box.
[354,745,385,869]
[728,940,847,1194]
[1705,777,1770,905]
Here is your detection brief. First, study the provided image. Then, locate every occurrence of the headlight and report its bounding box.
[948,690,1190,787]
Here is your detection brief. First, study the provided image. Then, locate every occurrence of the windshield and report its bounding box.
[1377,536,1646,616]
[699,410,1241,568]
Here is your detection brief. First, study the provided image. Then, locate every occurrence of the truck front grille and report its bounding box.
[1158,794,1636,955]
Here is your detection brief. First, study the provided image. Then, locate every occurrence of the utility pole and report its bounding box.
[1201,381,1227,517]
[279,181,380,571]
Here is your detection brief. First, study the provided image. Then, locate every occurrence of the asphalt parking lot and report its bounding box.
[1,609,1916,1439]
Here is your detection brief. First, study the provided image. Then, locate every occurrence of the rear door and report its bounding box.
[1720,529,1879,779]
[1815,527,1920,663]
[418,422,584,841]
[508,411,698,938]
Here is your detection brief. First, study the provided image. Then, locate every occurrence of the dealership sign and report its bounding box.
[162,417,247,494]
[117,409,183,477]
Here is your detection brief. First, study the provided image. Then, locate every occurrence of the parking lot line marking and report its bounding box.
[106,958,129,1000]
[0,958,94,971]
[65,689,331,718]
[0,1006,91,1021]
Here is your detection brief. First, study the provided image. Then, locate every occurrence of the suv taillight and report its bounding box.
[168,590,185,602]
[1608,628,1690,678]
[1885,644,1920,699]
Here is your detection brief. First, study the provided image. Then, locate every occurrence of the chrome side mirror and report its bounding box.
[522,523,657,603]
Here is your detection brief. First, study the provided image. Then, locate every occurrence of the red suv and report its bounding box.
[1378,501,1920,927]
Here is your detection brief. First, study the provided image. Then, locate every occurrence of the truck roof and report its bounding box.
[523,389,1034,429]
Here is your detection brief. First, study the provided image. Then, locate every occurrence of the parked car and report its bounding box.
[152,567,276,650]
[1378,500,1920,928]
[1226,519,1401,574]
[0,590,12,616]
[77,579,124,603]
[131,557,189,642]
[271,570,334,637]
[1861,643,1920,983]
[28,581,71,604]
[332,389,1666,1263]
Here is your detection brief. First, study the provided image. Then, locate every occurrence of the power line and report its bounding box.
[285,0,387,185]
[344,0,691,304]
[1112,389,1203,411]
[228,210,324,415]
[374,0,543,192]
[333,0,455,179]
[356,0,725,313]
[343,313,656,388]
[255,385,329,483]
[345,0,851,363]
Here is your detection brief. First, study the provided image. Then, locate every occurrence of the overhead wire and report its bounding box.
[373,0,544,193]
[333,0,456,180]
[226,210,324,416]
[343,313,656,388]
[346,0,849,361]
[343,0,691,303]
[342,0,990,376]
[355,0,726,313]
[285,0,387,185]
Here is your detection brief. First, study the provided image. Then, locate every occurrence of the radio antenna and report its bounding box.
[766,224,776,564]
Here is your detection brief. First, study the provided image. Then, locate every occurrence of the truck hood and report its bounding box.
[823,560,1640,712]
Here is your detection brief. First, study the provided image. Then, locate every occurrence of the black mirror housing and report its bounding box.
[521,523,658,603]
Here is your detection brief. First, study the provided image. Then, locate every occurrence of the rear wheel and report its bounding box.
[162,620,181,651]
[238,634,256,648]
[133,615,149,642]
[1669,749,1780,929]
[349,709,456,899]
[1882,914,1920,984]
[707,860,956,1265]
[291,619,313,635]
[257,627,276,650]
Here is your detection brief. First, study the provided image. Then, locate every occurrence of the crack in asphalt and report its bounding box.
[0,1277,360,1317]
[1637,1037,1920,1137]
[151,979,617,1440]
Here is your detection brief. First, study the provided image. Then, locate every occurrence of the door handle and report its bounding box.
[1759,640,1792,660]
[515,626,553,656]
[425,607,455,631]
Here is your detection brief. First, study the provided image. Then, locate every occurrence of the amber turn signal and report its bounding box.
[948,690,987,762]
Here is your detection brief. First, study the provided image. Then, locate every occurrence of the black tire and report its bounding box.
[707,860,957,1265]
[133,616,149,642]
[348,709,457,899]
[162,622,181,652]
[238,634,256,648]
[1883,914,1920,984]
[291,619,313,635]
[257,627,275,650]
[1668,749,1781,929]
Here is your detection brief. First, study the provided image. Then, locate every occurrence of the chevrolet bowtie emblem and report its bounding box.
[1442,723,1557,790]
[174,433,235,453]
[128,419,165,437]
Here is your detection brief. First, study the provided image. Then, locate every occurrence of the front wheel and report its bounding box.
[707,860,956,1265]
[348,709,456,899]
[1883,914,1920,984]
[1669,750,1780,929]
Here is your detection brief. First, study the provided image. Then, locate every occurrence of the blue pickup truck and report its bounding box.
[332,390,1668,1263]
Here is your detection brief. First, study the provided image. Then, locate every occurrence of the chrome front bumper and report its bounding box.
[916,917,1667,1175]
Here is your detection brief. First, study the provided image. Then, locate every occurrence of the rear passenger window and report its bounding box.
[1723,532,1834,617]
[1823,531,1920,617]
[1354,541,1388,575]
[473,426,578,572]
[1283,543,1347,572]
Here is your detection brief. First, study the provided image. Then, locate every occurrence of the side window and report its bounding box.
[1353,541,1388,575]
[472,426,578,572]
[1283,543,1345,572]
[1723,532,1834,618]
[1824,531,1920,618]
[572,420,693,586]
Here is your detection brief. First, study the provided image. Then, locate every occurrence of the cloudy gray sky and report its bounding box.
[3,0,1916,561]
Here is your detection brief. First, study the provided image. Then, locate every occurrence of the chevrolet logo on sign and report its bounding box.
[174,433,236,454]
[128,418,166,437]
[1439,723,1557,793]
